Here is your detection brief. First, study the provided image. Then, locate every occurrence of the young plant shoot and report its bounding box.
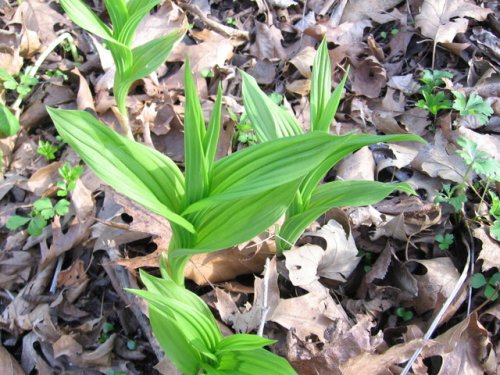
[59,0,187,138]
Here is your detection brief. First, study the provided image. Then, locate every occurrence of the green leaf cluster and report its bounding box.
[456,137,500,181]
[0,68,38,96]
[6,163,82,236]
[435,233,454,250]
[241,38,424,251]
[60,0,187,126]
[452,92,493,125]
[471,272,500,301]
[128,266,295,374]
[37,140,59,160]
[434,183,466,213]
[395,307,414,321]
[416,90,452,115]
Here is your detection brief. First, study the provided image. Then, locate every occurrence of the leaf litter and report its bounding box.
[0,0,499,374]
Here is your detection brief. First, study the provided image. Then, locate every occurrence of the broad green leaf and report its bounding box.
[131,289,220,351]
[117,0,162,45]
[0,104,20,137]
[128,28,186,83]
[216,348,297,374]
[184,133,340,213]
[54,199,70,216]
[138,270,216,324]
[310,38,331,131]
[60,0,114,42]
[149,304,202,375]
[33,198,54,219]
[5,215,31,230]
[241,70,302,142]
[103,0,128,34]
[299,133,425,205]
[204,83,223,174]
[27,216,47,236]
[279,181,414,250]
[187,182,300,251]
[471,273,487,289]
[315,67,349,132]
[184,59,209,206]
[127,0,161,16]
[216,334,276,353]
[47,108,194,232]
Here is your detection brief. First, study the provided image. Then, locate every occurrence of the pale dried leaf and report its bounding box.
[415,0,492,44]
[473,226,500,271]
[0,345,24,375]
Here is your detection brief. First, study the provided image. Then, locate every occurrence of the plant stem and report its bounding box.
[12,32,76,118]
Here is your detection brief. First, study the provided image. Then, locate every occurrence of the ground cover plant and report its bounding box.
[0,1,499,374]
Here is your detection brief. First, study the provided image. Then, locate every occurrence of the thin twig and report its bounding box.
[180,3,249,40]
[257,257,271,337]
[401,231,471,374]
[49,253,65,294]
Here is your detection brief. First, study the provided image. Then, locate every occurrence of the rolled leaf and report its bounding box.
[278,181,415,250]
[315,67,349,132]
[47,108,194,232]
[60,0,114,42]
[310,38,331,131]
[241,70,302,142]
[216,334,276,353]
[215,348,297,374]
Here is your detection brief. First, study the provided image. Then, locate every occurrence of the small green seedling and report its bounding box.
[435,233,454,250]
[226,17,236,26]
[419,69,453,91]
[452,92,493,125]
[434,184,466,213]
[200,68,214,78]
[395,307,414,321]
[6,163,82,236]
[471,273,500,301]
[0,68,38,96]
[57,163,84,197]
[358,250,373,273]
[228,108,257,145]
[488,191,500,240]
[456,137,500,180]
[37,140,59,161]
[416,90,452,116]
[98,322,115,343]
[6,197,70,236]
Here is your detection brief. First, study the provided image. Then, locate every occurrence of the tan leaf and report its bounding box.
[0,345,24,375]
[415,0,491,45]
[422,313,496,375]
[336,146,375,181]
[340,0,402,23]
[52,335,83,359]
[351,56,387,98]
[473,226,500,272]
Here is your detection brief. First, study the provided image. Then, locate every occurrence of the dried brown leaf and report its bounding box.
[0,345,24,375]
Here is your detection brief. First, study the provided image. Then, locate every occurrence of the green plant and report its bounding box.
[471,272,499,301]
[489,192,500,240]
[37,140,59,161]
[419,69,453,91]
[228,108,257,145]
[435,233,454,250]
[47,39,421,374]
[60,0,186,139]
[416,90,452,116]
[241,38,424,252]
[0,69,38,96]
[6,163,82,236]
[395,307,414,321]
[452,91,493,125]
[434,184,466,213]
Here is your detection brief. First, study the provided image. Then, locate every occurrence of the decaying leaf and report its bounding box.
[473,226,500,272]
[415,0,492,46]
[285,218,360,285]
[0,344,24,375]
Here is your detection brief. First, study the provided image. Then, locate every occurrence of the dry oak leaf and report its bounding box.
[415,0,492,45]
[473,225,500,272]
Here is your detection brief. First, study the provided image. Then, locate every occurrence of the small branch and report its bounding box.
[257,257,271,337]
[180,3,249,40]
[401,231,471,374]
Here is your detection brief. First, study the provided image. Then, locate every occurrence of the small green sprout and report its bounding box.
[57,163,84,197]
[471,273,499,301]
[416,90,453,115]
[435,233,454,250]
[358,250,373,272]
[452,92,493,125]
[0,69,38,96]
[395,307,414,321]
[419,69,453,91]
[456,137,500,180]
[37,140,59,160]
[226,17,236,26]
[434,184,466,213]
